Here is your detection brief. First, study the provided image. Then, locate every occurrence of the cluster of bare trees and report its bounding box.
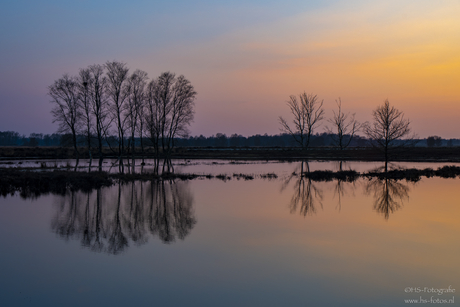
[280,93,414,170]
[49,61,196,166]
[279,93,364,151]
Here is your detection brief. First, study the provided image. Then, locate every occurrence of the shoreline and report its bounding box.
[1,146,460,162]
[1,164,459,199]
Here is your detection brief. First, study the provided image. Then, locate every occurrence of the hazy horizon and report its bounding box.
[1,0,459,138]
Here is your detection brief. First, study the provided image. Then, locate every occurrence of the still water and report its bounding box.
[0,161,458,306]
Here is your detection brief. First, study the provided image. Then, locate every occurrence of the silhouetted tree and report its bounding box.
[145,72,196,157]
[215,133,228,147]
[49,74,81,161]
[363,100,415,172]
[0,131,22,146]
[88,64,110,168]
[279,92,324,150]
[427,136,442,147]
[229,133,241,147]
[144,79,162,158]
[77,67,94,163]
[326,98,362,150]
[125,69,148,164]
[106,61,130,162]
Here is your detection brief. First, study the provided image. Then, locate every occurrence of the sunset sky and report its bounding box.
[1,0,460,138]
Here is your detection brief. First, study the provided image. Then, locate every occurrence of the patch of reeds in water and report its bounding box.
[1,165,459,198]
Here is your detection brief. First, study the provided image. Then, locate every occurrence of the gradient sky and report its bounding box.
[1,0,460,138]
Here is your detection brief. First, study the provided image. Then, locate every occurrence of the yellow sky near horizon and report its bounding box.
[169,1,455,137]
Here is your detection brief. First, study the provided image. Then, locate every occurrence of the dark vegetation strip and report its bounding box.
[302,166,460,182]
[1,166,459,198]
[2,146,460,162]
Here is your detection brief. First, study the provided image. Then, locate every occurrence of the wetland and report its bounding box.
[1,159,459,306]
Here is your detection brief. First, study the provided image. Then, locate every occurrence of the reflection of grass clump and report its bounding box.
[302,170,359,182]
[216,174,231,181]
[435,166,460,178]
[233,173,254,180]
[260,173,278,179]
[363,166,460,181]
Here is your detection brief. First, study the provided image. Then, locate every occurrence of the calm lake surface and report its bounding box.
[1,160,459,306]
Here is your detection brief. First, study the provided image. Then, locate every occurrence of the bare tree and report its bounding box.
[125,69,148,164]
[150,72,196,157]
[105,61,130,161]
[166,75,196,150]
[144,79,162,159]
[77,68,93,164]
[49,74,81,162]
[326,98,362,150]
[363,100,415,172]
[279,92,324,150]
[88,64,110,167]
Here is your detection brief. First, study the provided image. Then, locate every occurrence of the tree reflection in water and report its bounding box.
[282,161,323,216]
[364,177,410,220]
[333,161,357,211]
[51,180,196,254]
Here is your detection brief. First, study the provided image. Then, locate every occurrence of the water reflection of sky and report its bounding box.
[2,159,460,176]
[0,166,459,306]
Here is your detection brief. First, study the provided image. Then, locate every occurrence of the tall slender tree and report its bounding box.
[326,98,362,150]
[105,61,130,161]
[144,79,162,159]
[49,74,81,162]
[77,68,93,163]
[88,64,110,167]
[125,69,148,163]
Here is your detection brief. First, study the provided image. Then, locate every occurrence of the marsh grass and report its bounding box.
[1,165,459,198]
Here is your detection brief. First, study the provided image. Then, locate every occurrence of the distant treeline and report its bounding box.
[1,130,458,148]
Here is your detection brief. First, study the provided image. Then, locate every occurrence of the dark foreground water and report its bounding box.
[0,161,458,306]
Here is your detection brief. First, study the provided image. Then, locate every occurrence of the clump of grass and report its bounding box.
[260,173,278,179]
[232,173,254,180]
[0,168,113,198]
[302,170,360,182]
[435,165,460,178]
[363,166,460,181]
[216,174,231,181]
